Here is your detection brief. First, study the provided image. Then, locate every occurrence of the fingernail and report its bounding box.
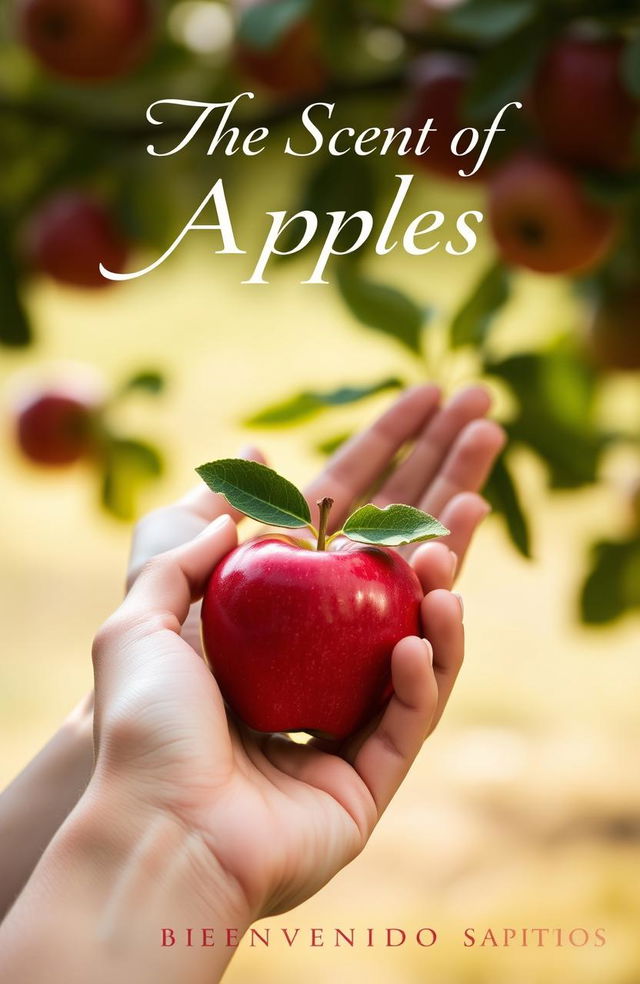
[453,592,464,618]
[449,550,458,580]
[479,498,492,519]
[421,638,434,666]
[197,514,233,539]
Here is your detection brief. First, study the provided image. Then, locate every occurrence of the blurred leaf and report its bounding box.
[442,0,536,41]
[583,169,640,206]
[120,370,166,396]
[483,452,531,558]
[0,216,31,347]
[343,503,449,546]
[580,536,640,624]
[450,262,510,349]
[337,264,426,354]
[316,431,352,455]
[196,459,311,528]
[238,0,312,49]
[279,154,376,259]
[246,377,403,426]
[465,20,548,122]
[622,35,640,99]
[487,351,605,489]
[101,438,163,522]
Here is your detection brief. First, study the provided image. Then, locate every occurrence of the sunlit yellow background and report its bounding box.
[1,165,639,983]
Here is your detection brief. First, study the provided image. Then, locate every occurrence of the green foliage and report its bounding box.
[101,438,164,521]
[120,370,166,395]
[0,217,31,347]
[238,0,312,50]
[486,350,606,489]
[196,459,312,528]
[336,265,426,355]
[342,503,449,546]
[621,36,640,100]
[450,262,510,349]
[246,377,403,426]
[580,536,640,624]
[483,452,531,558]
[441,0,537,42]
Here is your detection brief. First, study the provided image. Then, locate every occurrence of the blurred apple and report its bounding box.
[233,0,327,97]
[532,37,639,172]
[488,152,617,275]
[23,192,130,289]
[16,0,154,81]
[13,378,104,467]
[402,52,476,181]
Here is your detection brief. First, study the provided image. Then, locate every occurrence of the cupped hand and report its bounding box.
[91,515,464,922]
[127,384,504,655]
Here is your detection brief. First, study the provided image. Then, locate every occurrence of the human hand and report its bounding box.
[128,383,503,655]
[90,514,464,922]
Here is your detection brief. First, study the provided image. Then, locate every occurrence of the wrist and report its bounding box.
[0,779,254,984]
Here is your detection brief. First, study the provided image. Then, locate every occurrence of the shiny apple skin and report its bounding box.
[201,536,424,740]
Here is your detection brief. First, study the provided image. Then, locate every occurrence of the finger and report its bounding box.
[375,385,492,507]
[94,515,237,697]
[411,542,458,594]
[304,385,441,528]
[422,589,464,735]
[432,492,491,572]
[417,418,505,519]
[127,445,264,586]
[347,636,439,815]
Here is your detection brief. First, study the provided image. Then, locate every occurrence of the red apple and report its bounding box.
[14,387,99,466]
[401,53,476,181]
[201,535,423,739]
[487,152,617,275]
[16,0,154,81]
[23,192,129,289]
[587,284,640,371]
[532,37,639,172]
[233,0,327,97]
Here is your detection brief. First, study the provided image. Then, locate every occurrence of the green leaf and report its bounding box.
[464,21,548,122]
[450,262,510,349]
[486,349,605,489]
[316,432,352,456]
[0,217,32,347]
[622,35,640,99]
[196,459,311,528]
[343,503,449,546]
[336,265,426,355]
[483,453,531,558]
[443,0,536,41]
[580,536,640,625]
[101,439,164,522]
[238,0,311,50]
[246,377,403,426]
[120,370,166,395]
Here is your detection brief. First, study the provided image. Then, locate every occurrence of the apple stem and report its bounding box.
[316,497,334,551]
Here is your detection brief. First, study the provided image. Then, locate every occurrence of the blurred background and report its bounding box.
[1,0,639,981]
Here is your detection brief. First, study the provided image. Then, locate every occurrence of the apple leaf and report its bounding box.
[343,504,449,546]
[101,439,164,522]
[238,0,311,50]
[450,262,510,349]
[336,264,426,355]
[245,377,403,426]
[196,459,311,529]
[120,370,166,395]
